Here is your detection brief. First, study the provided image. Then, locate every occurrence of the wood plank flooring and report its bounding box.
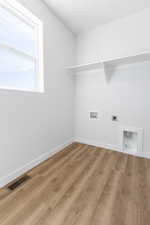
[0,142,150,225]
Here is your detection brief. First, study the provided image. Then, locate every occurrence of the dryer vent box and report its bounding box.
[120,126,143,154]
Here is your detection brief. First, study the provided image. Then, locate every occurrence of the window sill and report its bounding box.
[0,86,45,94]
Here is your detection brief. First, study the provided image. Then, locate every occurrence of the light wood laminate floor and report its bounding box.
[0,143,150,225]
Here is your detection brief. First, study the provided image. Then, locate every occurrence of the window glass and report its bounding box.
[0,1,43,92]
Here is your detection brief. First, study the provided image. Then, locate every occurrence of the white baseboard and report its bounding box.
[74,137,150,160]
[74,137,120,151]
[0,138,74,188]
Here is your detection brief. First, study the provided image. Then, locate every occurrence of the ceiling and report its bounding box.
[44,0,150,34]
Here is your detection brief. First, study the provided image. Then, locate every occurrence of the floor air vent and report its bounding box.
[7,175,31,191]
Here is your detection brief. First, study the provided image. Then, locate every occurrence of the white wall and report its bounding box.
[0,0,75,187]
[75,8,150,155]
[77,8,150,64]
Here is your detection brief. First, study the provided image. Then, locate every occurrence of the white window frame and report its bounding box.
[0,0,44,93]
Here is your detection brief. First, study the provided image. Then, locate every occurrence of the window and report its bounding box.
[0,0,44,92]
